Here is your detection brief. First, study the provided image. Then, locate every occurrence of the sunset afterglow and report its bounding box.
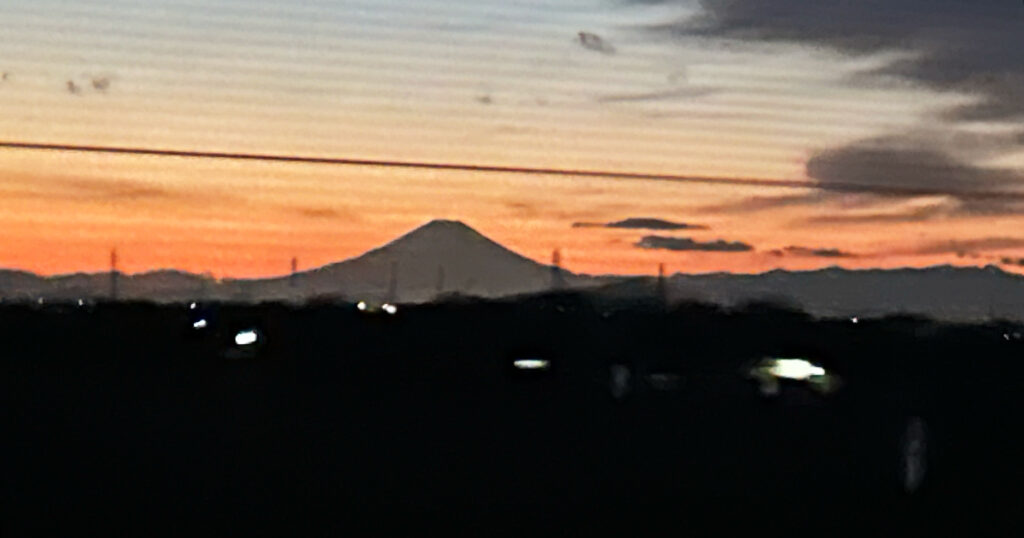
[2,0,1022,277]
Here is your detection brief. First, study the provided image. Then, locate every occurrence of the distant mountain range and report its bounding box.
[0,220,588,305]
[643,265,1024,323]
[2,219,1024,322]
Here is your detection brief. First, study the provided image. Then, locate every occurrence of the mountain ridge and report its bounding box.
[2,220,1024,322]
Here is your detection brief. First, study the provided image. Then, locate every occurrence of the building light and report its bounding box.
[514,359,550,370]
[235,329,259,346]
[768,359,826,380]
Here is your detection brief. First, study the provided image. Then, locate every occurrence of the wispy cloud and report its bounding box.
[635,235,752,252]
[696,194,820,214]
[770,246,857,258]
[63,178,183,202]
[295,207,343,219]
[804,204,952,225]
[914,237,1024,256]
[596,87,718,103]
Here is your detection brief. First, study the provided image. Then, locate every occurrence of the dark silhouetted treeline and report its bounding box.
[2,293,1023,536]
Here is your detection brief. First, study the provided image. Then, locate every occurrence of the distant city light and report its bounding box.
[193,319,208,329]
[768,359,825,381]
[235,329,259,346]
[37,298,44,305]
[749,357,840,397]
[189,302,197,310]
[78,299,84,307]
[382,303,398,315]
[514,359,550,370]
[357,301,367,311]
[851,317,859,324]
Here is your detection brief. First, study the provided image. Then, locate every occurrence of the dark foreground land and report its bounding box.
[2,292,1024,536]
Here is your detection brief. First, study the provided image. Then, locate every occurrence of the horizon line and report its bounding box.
[0,262,1016,283]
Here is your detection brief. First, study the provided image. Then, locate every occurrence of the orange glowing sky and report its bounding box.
[1,0,1023,278]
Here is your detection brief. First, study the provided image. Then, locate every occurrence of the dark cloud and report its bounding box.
[1001,257,1024,267]
[574,217,708,230]
[635,235,752,252]
[578,31,616,54]
[628,0,1024,220]
[806,137,1022,198]
[906,129,1024,163]
[805,136,1024,218]
[641,0,1024,121]
[704,135,1024,221]
[609,217,708,230]
[773,246,857,258]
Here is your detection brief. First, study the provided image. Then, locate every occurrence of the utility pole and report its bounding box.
[657,262,667,306]
[290,256,298,288]
[110,248,119,301]
[551,248,565,290]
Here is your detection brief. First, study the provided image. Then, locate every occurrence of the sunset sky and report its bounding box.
[1,0,1023,277]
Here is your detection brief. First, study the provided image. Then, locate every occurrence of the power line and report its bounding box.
[1,140,1021,201]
